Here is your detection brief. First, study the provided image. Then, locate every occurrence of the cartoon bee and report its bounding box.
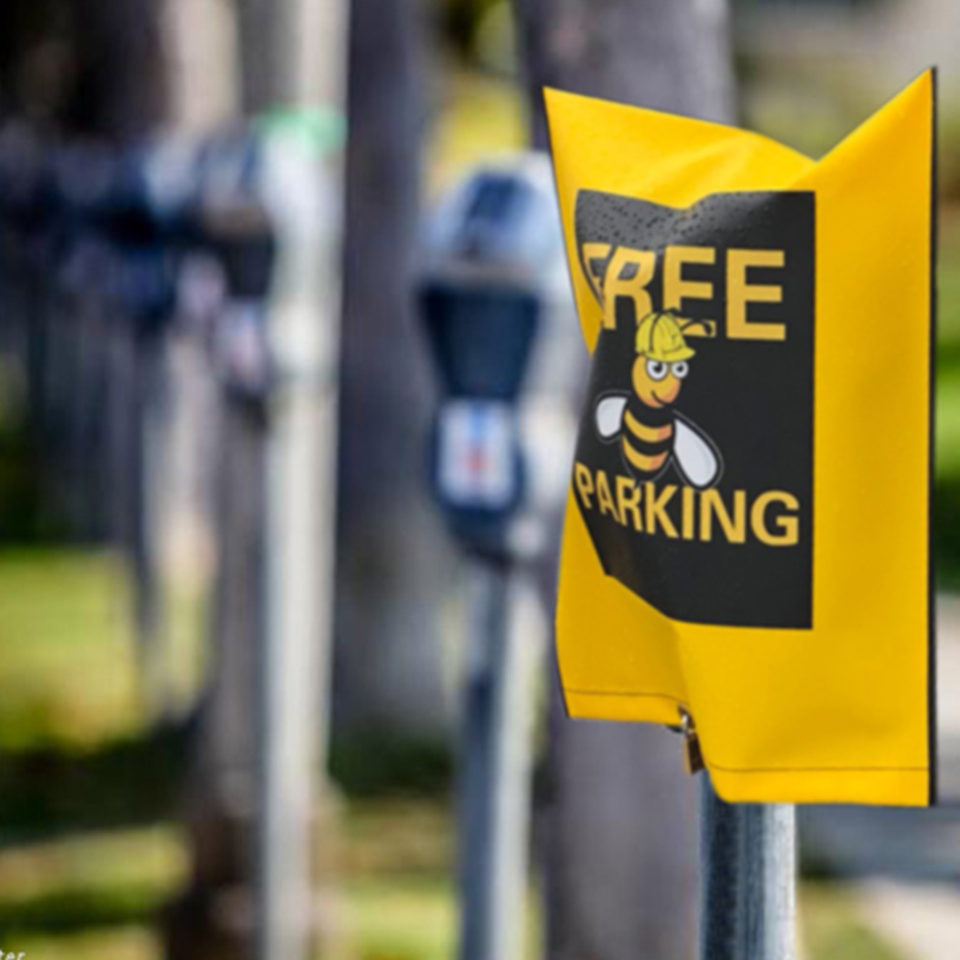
[594,311,722,488]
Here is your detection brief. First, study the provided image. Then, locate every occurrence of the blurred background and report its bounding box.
[0,1,955,960]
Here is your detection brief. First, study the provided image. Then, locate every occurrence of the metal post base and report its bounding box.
[699,776,796,960]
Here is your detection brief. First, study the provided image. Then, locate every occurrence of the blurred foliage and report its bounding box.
[427,69,526,194]
[338,799,543,960]
[740,54,960,203]
[936,208,960,586]
[940,112,960,203]
[435,0,503,59]
[330,732,453,799]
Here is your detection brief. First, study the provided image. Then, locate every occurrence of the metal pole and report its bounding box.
[458,558,537,960]
[257,131,342,960]
[699,776,797,960]
[244,0,346,957]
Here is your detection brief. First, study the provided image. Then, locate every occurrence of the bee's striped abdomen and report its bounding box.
[621,396,673,476]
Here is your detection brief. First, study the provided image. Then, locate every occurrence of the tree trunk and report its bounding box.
[514,2,736,958]
[67,0,169,138]
[335,0,454,738]
[0,0,168,137]
[517,0,735,148]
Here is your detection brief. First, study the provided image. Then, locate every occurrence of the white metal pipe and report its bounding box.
[458,559,540,960]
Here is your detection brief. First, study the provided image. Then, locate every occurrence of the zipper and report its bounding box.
[678,707,704,775]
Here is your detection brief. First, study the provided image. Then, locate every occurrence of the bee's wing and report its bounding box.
[674,417,721,488]
[594,395,628,441]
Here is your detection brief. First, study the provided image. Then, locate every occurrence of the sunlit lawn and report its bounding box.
[0,549,142,751]
[0,540,899,960]
[0,794,902,960]
[0,807,901,960]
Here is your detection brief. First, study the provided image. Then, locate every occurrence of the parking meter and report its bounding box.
[140,132,278,397]
[418,153,580,960]
[190,134,277,402]
[55,141,187,715]
[419,153,580,561]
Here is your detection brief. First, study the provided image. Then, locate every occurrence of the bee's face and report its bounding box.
[632,356,689,408]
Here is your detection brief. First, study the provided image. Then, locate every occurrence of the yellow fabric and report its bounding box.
[547,72,935,806]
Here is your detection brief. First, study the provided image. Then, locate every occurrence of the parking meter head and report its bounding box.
[420,281,539,402]
[194,133,276,300]
[191,132,278,401]
[418,155,580,558]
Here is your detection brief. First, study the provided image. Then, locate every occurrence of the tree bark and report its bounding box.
[67,0,169,138]
[335,0,453,737]
[514,2,736,958]
[517,0,735,148]
[0,0,167,137]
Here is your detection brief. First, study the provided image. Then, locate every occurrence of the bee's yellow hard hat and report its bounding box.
[635,312,695,362]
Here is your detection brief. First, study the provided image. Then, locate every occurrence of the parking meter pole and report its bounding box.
[459,556,533,960]
[419,157,578,960]
[699,777,797,960]
[459,557,508,960]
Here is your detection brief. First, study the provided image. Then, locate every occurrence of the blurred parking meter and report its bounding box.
[191,120,341,960]
[51,141,183,714]
[419,155,580,960]
[192,135,276,401]
[0,127,336,960]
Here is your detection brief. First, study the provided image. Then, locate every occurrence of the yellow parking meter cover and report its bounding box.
[547,72,936,806]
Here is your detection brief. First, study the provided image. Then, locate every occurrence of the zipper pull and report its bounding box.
[678,707,704,775]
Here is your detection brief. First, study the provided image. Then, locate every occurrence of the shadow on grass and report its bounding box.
[0,885,166,937]
[0,721,190,844]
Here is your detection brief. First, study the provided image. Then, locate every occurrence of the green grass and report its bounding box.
[0,549,142,751]
[12,926,160,960]
[0,537,905,960]
[0,796,899,960]
[343,875,456,960]
[0,827,186,935]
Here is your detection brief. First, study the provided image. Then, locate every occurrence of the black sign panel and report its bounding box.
[571,190,815,628]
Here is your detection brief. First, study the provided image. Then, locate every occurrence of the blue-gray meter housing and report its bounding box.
[420,284,539,401]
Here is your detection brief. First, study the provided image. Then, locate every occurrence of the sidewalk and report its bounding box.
[936,595,960,802]
[853,880,958,960]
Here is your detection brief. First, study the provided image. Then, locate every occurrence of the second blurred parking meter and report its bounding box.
[419,154,580,960]
[421,154,579,558]
[191,134,277,401]
[183,119,340,960]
